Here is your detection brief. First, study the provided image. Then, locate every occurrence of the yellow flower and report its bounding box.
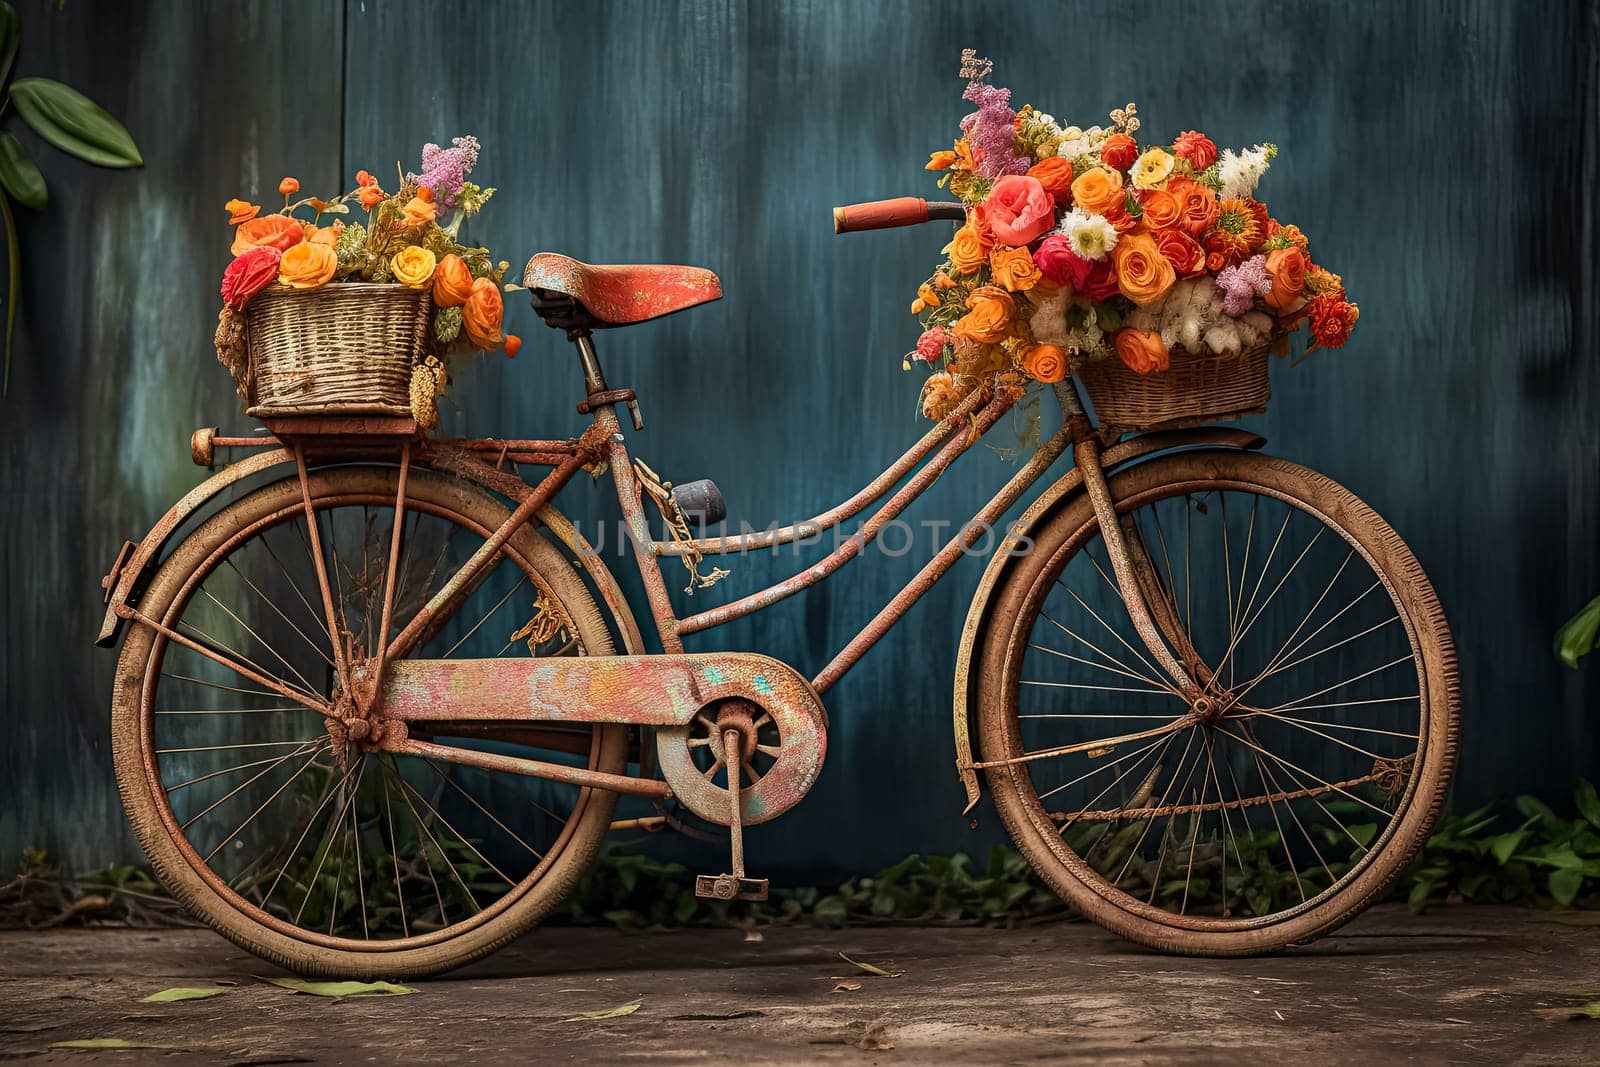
[926,150,957,171]
[917,282,942,308]
[278,242,337,289]
[391,246,438,289]
[1131,147,1176,190]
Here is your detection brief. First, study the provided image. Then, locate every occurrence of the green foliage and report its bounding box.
[1406,779,1600,910]
[0,1,142,394]
[1556,594,1600,669]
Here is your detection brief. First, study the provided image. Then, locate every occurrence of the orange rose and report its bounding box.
[402,195,436,228]
[225,198,260,224]
[1114,328,1169,375]
[943,221,988,274]
[359,184,387,210]
[1018,342,1067,383]
[952,285,1015,344]
[432,253,474,307]
[462,276,505,349]
[1264,247,1308,310]
[1070,166,1124,217]
[1168,177,1219,237]
[988,245,1041,292]
[1112,232,1176,306]
[278,241,337,289]
[308,222,343,248]
[1099,132,1139,172]
[1140,189,1182,231]
[1154,228,1206,277]
[926,149,957,170]
[1027,156,1075,199]
[231,213,305,255]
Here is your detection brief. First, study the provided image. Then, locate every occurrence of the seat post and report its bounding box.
[571,330,608,394]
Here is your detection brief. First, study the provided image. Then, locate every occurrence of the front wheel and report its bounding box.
[976,451,1458,955]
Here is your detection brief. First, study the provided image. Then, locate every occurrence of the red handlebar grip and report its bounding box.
[832,196,930,234]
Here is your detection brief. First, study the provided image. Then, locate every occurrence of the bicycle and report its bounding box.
[98,196,1458,977]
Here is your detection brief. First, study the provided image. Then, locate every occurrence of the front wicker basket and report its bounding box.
[244,283,432,417]
[1078,343,1271,432]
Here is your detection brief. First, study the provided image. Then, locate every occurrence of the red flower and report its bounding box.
[1172,130,1218,171]
[1309,293,1359,349]
[1058,253,1121,302]
[220,247,283,310]
[1100,133,1138,172]
[1032,234,1078,286]
[1154,229,1207,277]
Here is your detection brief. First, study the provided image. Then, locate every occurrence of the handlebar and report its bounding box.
[832,197,966,234]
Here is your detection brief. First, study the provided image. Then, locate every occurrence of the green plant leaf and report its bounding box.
[1556,594,1600,669]
[8,78,142,168]
[139,986,229,1003]
[561,1000,640,1022]
[0,131,44,209]
[1550,867,1584,907]
[1488,830,1529,865]
[0,3,20,88]
[265,977,415,998]
[1576,779,1600,830]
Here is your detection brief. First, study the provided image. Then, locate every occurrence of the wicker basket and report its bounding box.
[244,283,432,417]
[1078,343,1271,432]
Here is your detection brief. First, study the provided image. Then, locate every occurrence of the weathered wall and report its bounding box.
[1,0,1596,879]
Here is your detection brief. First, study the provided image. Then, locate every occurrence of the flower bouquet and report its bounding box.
[911,52,1358,429]
[213,135,519,429]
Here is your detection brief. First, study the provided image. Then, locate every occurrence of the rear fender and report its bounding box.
[951,427,1265,811]
[95,449,646,656]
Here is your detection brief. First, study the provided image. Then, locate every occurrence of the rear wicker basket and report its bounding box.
[1078,343,1271,432]
[244,283,432,417]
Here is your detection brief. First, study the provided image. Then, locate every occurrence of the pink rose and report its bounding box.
[915,325,948,362]
[976,174,1055,247]
[220,247,283,310]
[1032,234,1076,285]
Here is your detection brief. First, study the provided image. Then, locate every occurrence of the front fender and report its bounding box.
[95,448,646,656]
[951,427,1265,812]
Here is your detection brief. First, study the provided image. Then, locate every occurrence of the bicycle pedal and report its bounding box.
[695,874,769,902]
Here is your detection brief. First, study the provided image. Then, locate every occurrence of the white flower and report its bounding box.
[1058,208,1119,261]
[1217,143,1276,200]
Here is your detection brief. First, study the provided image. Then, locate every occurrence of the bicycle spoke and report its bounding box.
[420,757,542,859]
[156,706,308,716]
[295,760,369,925]
[1047,594,1177,695]
[224,556,336,671]
[1213,527,1325,684]
[164,673,288,702]
[1246,654,1417,715]
[202,745,329,865]
[1274,715,1417,740]
[197,585,320,697]
[1027,631,1174,692]
[380,772,411,939]
[1071,557,1175,689]
[442,574,528,658]
[261,758,362,908]
[390,762,515,888]
[1221,723,1391,822]
[180,738,327,832]
[258,531,333,645]
[1231,552,1359,700]
[383,754,452,926]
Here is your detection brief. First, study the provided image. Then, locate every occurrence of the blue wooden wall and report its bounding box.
[1,0,1596,880]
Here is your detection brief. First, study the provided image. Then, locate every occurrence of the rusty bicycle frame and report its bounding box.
[98,199,1267,896]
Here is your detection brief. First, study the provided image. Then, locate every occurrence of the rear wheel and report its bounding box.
[976,452,1458,955]
[112,466,627,978]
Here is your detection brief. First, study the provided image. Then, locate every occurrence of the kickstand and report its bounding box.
[695,726,769,902]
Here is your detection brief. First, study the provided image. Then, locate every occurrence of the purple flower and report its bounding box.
[407,135,479,209]
[959,82,1028,179]
[1216,255,1271,316]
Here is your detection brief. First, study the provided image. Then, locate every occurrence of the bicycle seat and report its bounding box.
[523,253,722,329]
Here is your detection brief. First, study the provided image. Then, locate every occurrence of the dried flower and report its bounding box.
[433,305,463,343]
[220,247,282,310]
[407,135,480,210]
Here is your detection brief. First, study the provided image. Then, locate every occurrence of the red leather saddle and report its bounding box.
[523,252,722,330]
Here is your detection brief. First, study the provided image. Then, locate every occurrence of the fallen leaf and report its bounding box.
[667,1010,765,1021]
[562,1000,641,1023]
[858,1018,895,1051]
[265,978,416,998]
[832,981,862,994]
[1528,911,1600,926]
[141,986,230,1003]
[1533,1002,1600,1021]
[838,951,904,978]
[49,1038,184,1050]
